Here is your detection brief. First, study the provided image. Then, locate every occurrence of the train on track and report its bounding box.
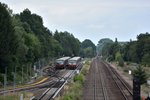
[67,57,81,69]
[55,57,70,69]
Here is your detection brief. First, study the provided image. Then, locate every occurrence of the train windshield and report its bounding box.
[69,60,76,65]
[56,60,64,64]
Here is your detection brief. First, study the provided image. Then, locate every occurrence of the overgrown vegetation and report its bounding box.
[0,92,33,100]
[74,74,84,84]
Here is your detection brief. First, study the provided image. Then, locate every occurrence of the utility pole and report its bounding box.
[22,66,23,83]
[13,66,16,92]
[133,76,141,100]
[27,65,29,81]
[39,60,42,76]
[30,63,32,78]
[4,67,7,96]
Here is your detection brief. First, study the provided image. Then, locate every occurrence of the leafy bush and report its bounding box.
[62,82,82,100]
[63,94,73,100]
[74,74,84,84]
[85,60,90,65]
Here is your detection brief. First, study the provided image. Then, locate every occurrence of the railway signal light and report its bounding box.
[133,77,141,100]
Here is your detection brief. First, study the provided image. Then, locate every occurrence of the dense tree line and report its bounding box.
[97,33,150,67]
[0,2,96,84]
[97,38,122,62]
[124,33,150,66]
[97,34,150,85]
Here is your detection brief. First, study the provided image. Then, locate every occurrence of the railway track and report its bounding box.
[33,71,72,100]
[102,61,133,100]
[0,57,83,100]
[96,58,109,100]
[83,57,133,100]
[33,79,66,100]
[32,62,83,100]
[0,67,64,95]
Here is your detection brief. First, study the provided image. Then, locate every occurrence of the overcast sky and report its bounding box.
[2,0,150,44]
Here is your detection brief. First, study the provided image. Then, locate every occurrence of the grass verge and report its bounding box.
[0,92,33,100]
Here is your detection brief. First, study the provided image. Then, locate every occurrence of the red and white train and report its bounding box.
[55,57,70,69]
[67,57,81,69]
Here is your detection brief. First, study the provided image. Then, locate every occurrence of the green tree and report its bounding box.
[109,38,121,60]
[97,38,113,56]
[123,41,138,62]
[19,9,53,58]
[101,42,113,60]
[83,47,93,57]
[0,3,22,82]
[132,66,148,85]
[80,39,96,57]
[0,3,19,73]
[12,15,29,61]
[24,33,41,62]
[142,53,150,67]
[49,37,63,57]
[54,31,80,56]
[136,33,150,63]
[115,52,124,66]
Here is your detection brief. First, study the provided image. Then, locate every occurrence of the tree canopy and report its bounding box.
[0,2,96,84]
[133,66,148,85]
[97,33,150,67]
[80,39,96,57]
[0,2,19,73]
[54,31,80,56]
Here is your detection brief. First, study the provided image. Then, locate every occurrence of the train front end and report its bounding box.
[67,60,77,69]
[55,60,65,69]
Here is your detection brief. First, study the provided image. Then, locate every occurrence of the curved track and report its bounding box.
[32,62,83,100]
[0,67,65,95]
[0,60,83,100]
